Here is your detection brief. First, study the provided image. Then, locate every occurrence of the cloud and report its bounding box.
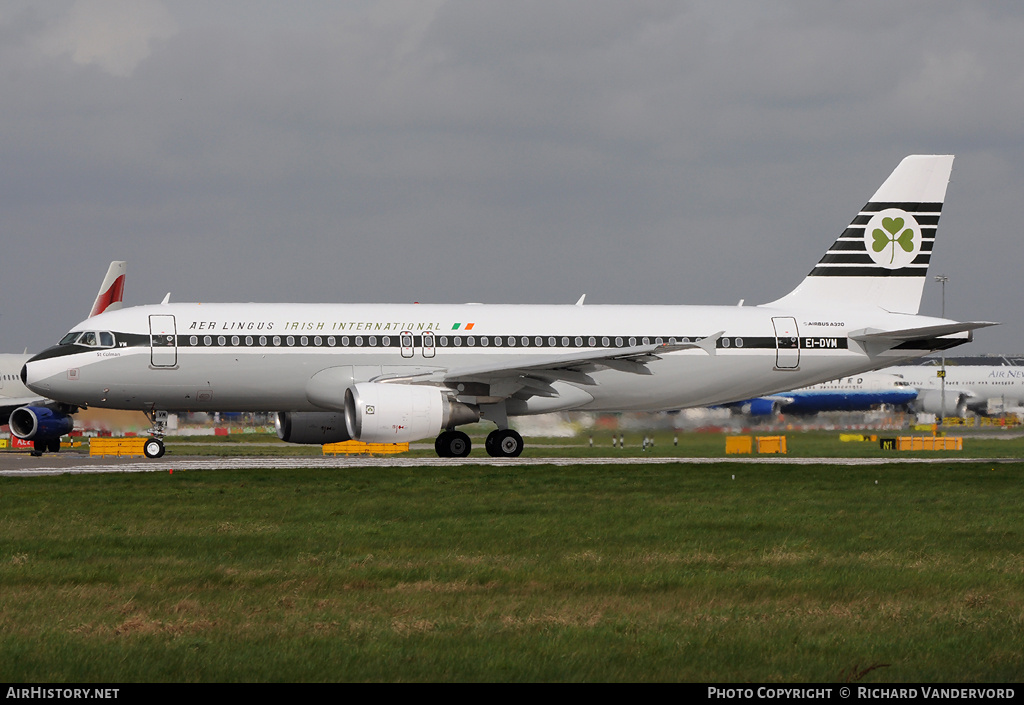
[34,0,177,77]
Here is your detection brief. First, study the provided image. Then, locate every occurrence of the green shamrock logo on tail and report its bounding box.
[864,209,919,269]
[872,217,915,265]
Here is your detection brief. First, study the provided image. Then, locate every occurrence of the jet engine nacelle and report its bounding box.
[275,411,352,444]
[741,398,779,416]
[915,389,967,418]
[8,406,74,441]
[344,382,479,444]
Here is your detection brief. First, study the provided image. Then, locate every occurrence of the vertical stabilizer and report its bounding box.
[89,261,127,317]
[764,155,954,314]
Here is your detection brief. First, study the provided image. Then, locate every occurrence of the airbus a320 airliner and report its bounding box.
[22,156,994,458]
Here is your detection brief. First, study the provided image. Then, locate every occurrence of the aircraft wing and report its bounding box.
[374,334,724,400]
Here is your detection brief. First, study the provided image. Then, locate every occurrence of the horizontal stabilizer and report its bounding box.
[848,321,998,344]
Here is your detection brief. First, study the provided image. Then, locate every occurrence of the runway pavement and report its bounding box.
[1,449,1019,477]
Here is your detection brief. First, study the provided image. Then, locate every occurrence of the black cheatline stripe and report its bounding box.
[850,214,941,226]
[826,240,867,252]
[166,334,854,352]
[818,254,878,265]
[892,338,966,352]
[838,225,937,236]
[817,253,933,265]
[39,332,853,355]
[861,202,944,213]
[809,266,928,277]
[830,233,935,245]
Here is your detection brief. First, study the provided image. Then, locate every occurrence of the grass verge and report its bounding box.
[3,461,1024,681]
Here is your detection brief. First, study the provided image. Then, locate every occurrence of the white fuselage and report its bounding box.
[23,301,962,417]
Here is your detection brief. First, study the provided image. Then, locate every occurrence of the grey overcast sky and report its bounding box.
[2,0,1022,354]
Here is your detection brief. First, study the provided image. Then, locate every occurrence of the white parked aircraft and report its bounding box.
[2,261,127,454]
[890,360,1024,417]
[22,156,995,458]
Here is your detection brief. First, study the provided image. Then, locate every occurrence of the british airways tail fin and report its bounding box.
[89,261,127,317]
[764,155,954,314]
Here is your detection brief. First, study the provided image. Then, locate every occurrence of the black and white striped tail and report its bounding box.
[766,155,954,315]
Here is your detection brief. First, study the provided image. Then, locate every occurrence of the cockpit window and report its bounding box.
[59,331,116,348]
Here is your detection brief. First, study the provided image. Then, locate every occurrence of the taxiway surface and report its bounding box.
[1,450,1018,477]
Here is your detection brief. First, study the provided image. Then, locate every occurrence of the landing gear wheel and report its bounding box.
[47,439,61,454]
[143,438,166,459]
[486,429,524,458]
[435,430,471,458]
[31,440,45,457]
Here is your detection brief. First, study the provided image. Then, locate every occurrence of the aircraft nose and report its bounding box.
[21,355,56,395]
[22,359,43,393]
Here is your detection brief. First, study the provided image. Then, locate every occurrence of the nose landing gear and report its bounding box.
[143,409,168,458]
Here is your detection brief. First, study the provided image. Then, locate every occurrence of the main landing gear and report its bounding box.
[433,428,524,458]
[435,430,471,457]
[485,428,524,457]
[30,439,62,457]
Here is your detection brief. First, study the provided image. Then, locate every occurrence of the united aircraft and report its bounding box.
[21,156,995,458]
[3,261,126,454]
[727,371,919,416]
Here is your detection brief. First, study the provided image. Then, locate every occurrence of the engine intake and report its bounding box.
[741,398,780,416]
[9,406,74,441]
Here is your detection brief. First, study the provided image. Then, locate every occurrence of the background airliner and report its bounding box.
[2,262,126,455]
[892,357,1024,417]
[726,372,918,416]
[733,356,1024,419]
[22,156,995,458]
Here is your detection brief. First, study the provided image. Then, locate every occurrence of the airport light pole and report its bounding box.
[935,275,949,425]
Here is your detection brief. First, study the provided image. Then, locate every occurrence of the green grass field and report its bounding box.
[3,434,1024,682]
